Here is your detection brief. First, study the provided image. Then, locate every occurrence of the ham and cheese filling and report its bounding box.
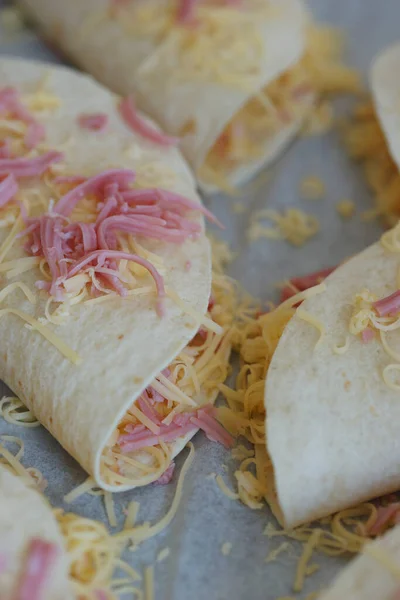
[344,102,400,226]
[201,26,360,189]
[102,290,234,487]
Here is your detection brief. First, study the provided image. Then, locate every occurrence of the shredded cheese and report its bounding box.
[296,308,325,348]
[144,566,155,600]
[300,176,326,200]
[215,474,240,501]
[248,208,319,247]
[336,199,355,219]
[0,396,39,428]
[221,542,232,556]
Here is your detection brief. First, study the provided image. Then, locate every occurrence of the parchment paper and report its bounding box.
[0,1,399,598]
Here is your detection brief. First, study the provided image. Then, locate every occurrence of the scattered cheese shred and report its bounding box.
[0,396,39,428]
[300,176,326,200]
[248,208,319,247]
[265,541,291,563]
[221,542,232,556]
[215,474,240,501]
[156,547,170,563]
[144,566,155,600]
[336,199,355,219]
[293,530,321,592]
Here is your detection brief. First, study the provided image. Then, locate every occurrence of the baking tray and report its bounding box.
[0,1,398,598]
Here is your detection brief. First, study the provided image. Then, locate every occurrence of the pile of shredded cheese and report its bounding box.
[343,101,400,225]
[247,208,319,247]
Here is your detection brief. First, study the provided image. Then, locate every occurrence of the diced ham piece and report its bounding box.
[0,173,18,208]
[0,86,46,150]
[119,96,179,147]
[78,113,108,132]
[373,290,400,317]
[155,461,176,485]
[15,538,59,600]
[0,151,63,178]
[280,266,336,304]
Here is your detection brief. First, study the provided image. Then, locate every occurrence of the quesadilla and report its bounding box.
[0,464,71,599]
[265,222,400,527]
[18,0,359,193]
[320,523,400,600]
[0,57,233,493]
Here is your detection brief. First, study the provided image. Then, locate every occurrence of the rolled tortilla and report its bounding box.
[0,465,71,599]
[0,57,231,493]
[18,0,315,191]
[265,235,400,528]
[320,525,400,600]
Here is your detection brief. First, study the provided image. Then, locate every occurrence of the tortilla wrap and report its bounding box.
[0,465,71,598]
[265,239,400,528]
[17,0,309,191]
[320,525,400,600]
[371,42,400,174]
[0,57,217,492]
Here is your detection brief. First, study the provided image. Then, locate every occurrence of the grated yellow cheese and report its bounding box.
[221,542,232,556]
[299,176,326,200]
[296,308,325,348]
[156,547,170,563]
[0,396,39,428]
[144,566,155,600]
[336,199,355,219]
[215,474,239,501]
[248,208,319,247]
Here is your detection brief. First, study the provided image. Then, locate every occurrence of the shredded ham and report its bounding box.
[0,173,18,208]
[280,266,336,303]
[155,461,176,485]
[78,113,108,132]
[0,139,11,159]
[367,502,400,536]
[177,0,199,23]
[16,538,58,600]
[0,152,63,178]
[373,290,400,317]
[119,403,233,453]
[119,97,179,147]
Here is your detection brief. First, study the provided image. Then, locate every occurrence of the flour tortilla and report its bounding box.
[371,42,400,173]
[17,0,309,190]
[265,240,400,528]
[320,525,400,600]
[0,57,212,491]
[0,465,71,599]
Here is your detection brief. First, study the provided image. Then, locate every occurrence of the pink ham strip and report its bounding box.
[54,169,135,216]
[95,591,108,600]
[0,173,18,208]
[0,151,63,178]
[191,405,234,448]
[373,290,400,317]
[119,97,179,147]
[367,502,400,536]
[16,538,59,600]
[24,122,46,151]
[177,0,199,23]
[119,403,234,453]
[0,139,11,158]
[155,461,176,485]
[78,113,109,132]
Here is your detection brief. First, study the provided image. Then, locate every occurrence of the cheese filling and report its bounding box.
[101,287,234,487]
